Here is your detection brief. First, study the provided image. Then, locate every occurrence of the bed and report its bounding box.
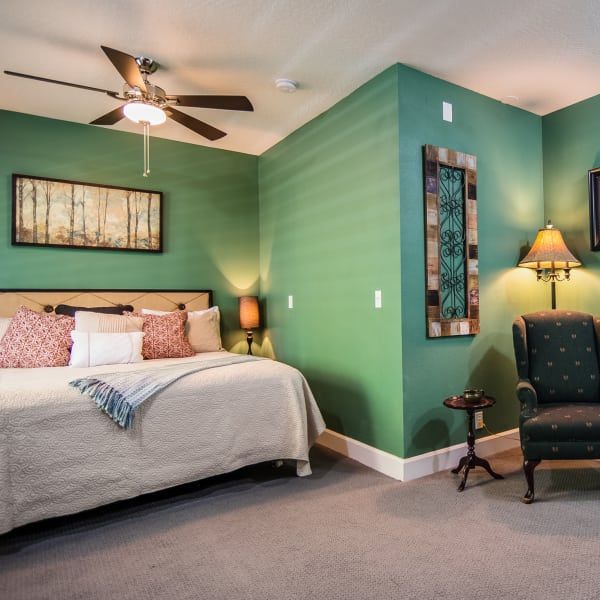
[0,290,325,535]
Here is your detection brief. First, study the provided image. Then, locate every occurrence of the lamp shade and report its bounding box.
[518,222,581,270]
[239,296,260,330]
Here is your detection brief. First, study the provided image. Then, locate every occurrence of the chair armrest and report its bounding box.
[517,379,538,416]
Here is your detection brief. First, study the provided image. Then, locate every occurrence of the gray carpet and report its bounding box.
[2,446,600,600]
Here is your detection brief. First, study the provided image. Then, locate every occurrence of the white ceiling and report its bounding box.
[2,0,600,156]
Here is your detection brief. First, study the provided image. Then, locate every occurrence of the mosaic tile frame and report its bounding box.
[423,144,479,338]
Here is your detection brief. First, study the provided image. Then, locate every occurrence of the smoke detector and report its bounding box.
[275,79,298,93]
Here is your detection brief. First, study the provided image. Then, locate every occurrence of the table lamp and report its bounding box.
[239,296,260,355]
[518,220,581,309]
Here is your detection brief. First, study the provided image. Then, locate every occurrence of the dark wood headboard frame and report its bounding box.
[0,289,213,316]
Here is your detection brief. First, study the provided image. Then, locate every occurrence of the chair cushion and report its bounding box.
[521,440,600,460]
[521,404,600,442]
[523,311,600,403]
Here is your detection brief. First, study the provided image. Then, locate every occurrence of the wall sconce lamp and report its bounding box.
[518,220,581,309]
[239,296,260,355]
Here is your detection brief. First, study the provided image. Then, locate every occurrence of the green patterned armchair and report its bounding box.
[513,310,600,503]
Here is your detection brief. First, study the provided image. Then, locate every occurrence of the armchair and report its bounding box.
[512,310,600,503]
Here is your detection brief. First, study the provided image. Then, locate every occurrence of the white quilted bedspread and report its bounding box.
[0,352,325,534]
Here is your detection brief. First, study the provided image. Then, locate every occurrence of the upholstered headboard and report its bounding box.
[0,289,213,317]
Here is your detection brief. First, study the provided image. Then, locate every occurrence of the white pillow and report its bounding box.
[141,306,222,352]
[0,317,11,341]
[70,331,145,368]
[75,311,143,333]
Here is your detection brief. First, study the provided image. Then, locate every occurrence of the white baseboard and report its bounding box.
[316,427,520,482]
[317,429,407,480]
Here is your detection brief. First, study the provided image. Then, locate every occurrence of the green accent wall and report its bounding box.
[542,95,600,311]
[396,65,545,457]
[259,66,405,455]
[259,64,547,459]
[0,110,259,349]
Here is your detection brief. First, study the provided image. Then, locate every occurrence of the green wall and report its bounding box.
[543,95,600,311]
[396,65,545,457]
[0,110,259,349]
[259,67,405,455]
[259,64,547,459]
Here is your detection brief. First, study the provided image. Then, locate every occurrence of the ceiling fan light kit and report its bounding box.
[123,102,166,126]
[4,45,254,176]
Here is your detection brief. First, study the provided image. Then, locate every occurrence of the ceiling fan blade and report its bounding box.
[90,105,125,125]
[101,45,147,93]
[3,70,119,97]
[166,108,226,140]
[168,95,253,111]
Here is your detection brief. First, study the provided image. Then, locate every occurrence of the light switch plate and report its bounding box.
[288,295,294,309]
[375,289,382,308]
[443,101,453,122]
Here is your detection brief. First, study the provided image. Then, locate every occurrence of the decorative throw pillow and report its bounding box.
[0,306,74,368]
[139,311,194,360]
[75,311,143,333]
[70,331,145,368]
[55,304,134,317]
[141,306,223,352]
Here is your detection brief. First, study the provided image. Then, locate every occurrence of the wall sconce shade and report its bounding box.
[239,296,260,330]
[518,220,581,309]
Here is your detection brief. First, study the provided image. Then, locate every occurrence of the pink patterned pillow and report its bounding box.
[0,306,74,368]
[140,310,194,360]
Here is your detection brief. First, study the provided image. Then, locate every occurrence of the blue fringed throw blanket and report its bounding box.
[70,354,263,428]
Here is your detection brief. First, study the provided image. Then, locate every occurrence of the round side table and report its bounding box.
[443,395,504,491]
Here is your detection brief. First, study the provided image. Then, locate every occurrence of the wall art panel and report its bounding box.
[423,145,478,337]
[12,174,162,253]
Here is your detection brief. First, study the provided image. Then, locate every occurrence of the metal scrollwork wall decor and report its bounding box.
[423,144,479,337]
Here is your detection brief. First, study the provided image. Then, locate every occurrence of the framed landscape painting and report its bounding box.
[12,174,163,253]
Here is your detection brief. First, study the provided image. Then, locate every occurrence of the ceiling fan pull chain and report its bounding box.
[143,121,150,177]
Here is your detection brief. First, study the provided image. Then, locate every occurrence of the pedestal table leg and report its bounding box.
[456,408,476,492]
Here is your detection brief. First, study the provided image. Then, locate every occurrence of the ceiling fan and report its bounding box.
[4,46,254,175]
[5,45,253,140]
